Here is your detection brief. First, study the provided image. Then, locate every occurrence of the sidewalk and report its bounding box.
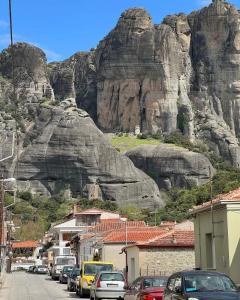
[0,273,12,299]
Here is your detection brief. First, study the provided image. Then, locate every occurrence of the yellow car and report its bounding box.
[76,261,113,297]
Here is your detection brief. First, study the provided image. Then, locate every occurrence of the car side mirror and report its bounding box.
[175,286,182,294]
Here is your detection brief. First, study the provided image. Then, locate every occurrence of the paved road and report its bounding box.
[0,271,89,300]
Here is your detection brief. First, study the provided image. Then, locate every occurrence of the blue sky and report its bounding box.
[0,0,239,62]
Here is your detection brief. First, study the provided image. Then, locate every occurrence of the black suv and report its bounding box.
[163,270,240,300]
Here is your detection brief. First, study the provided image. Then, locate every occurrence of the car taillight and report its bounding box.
[141,294,154,300]
[96,279,101,288]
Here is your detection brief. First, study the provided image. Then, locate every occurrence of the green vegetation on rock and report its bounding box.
[111,135,161,152]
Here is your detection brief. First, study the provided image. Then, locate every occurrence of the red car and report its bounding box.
[124,276,168,300]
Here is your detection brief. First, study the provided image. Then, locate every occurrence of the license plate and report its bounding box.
[107,284,118,287]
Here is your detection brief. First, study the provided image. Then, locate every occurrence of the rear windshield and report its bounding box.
[38,265,47,268]
[63,266,73,272]
[143,278,167,288]
[84,264,113,276]
[100,273,124,281]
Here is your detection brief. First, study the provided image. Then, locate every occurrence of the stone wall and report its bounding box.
[138,247,195,277]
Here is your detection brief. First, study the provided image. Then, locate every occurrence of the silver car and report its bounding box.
[90,271,126,300]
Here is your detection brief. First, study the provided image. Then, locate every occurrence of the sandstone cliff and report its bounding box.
[94,0,240,166]
[14,101,162,208]
[48,51,97,121]
[126,145,214,190]
[45,1,240,168]
[1,0,240,208]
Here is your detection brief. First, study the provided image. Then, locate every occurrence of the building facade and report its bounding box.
[191,188,240,285]
[125,230,195,283]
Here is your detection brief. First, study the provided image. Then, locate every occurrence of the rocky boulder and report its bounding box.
[8,102,163,209]
[126,144,214,190]
[0,42,54,103]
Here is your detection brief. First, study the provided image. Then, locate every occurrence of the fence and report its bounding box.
[139,268,168,277]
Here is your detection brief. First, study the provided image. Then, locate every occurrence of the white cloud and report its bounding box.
[0,20,8,29]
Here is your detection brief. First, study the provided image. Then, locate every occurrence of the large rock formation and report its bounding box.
[2,100,163,208]
[94,1,240,166]
[95,9,189,134]
[48,51,97,121]
[0,42,54,104]
[2,0,240,207]
[126,144,214,190]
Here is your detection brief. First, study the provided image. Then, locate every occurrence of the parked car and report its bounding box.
[90,271,127,300]
[27,266,36,273]
[76,261,114,296]
[163,270,240,300]
[59,265,74,283]
[124,276,168,300]
[67,268,80,292]
[35,265,48,274]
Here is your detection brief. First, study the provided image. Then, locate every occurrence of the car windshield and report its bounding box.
[37,266,46,268]
[184,274,238,293]
[63,266,73,272]
[100,273,124,281]
[84,264,113,276]
[143,277,167,288]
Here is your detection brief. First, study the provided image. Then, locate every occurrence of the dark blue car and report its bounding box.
[163,270,240,300]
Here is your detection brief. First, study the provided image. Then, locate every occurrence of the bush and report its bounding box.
[163,131,194,149]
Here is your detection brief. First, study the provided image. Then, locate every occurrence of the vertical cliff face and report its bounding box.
[48,51,97,121]
[94,1,240,166]
[189,0,240,165]
[95,9,191,134]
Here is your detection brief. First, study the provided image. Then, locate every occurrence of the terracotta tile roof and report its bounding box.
[89,221,146,233]
[102,229,166,244]
[145,230,195,248]
[191,187,240,213]
[12,240,39,249]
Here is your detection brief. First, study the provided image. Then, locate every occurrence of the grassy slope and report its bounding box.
[111,135,161,152]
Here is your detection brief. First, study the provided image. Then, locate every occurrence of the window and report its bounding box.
[167,276,176,291]
[184,274,237,292]
[63,248,71,255]
[83,264,113,276]
[174,276,182,291]
[143,278,167,288]
[100,273,124,281]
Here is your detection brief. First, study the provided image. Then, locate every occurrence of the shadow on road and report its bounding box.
[67,292,81,298]
[45,277,55,281]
